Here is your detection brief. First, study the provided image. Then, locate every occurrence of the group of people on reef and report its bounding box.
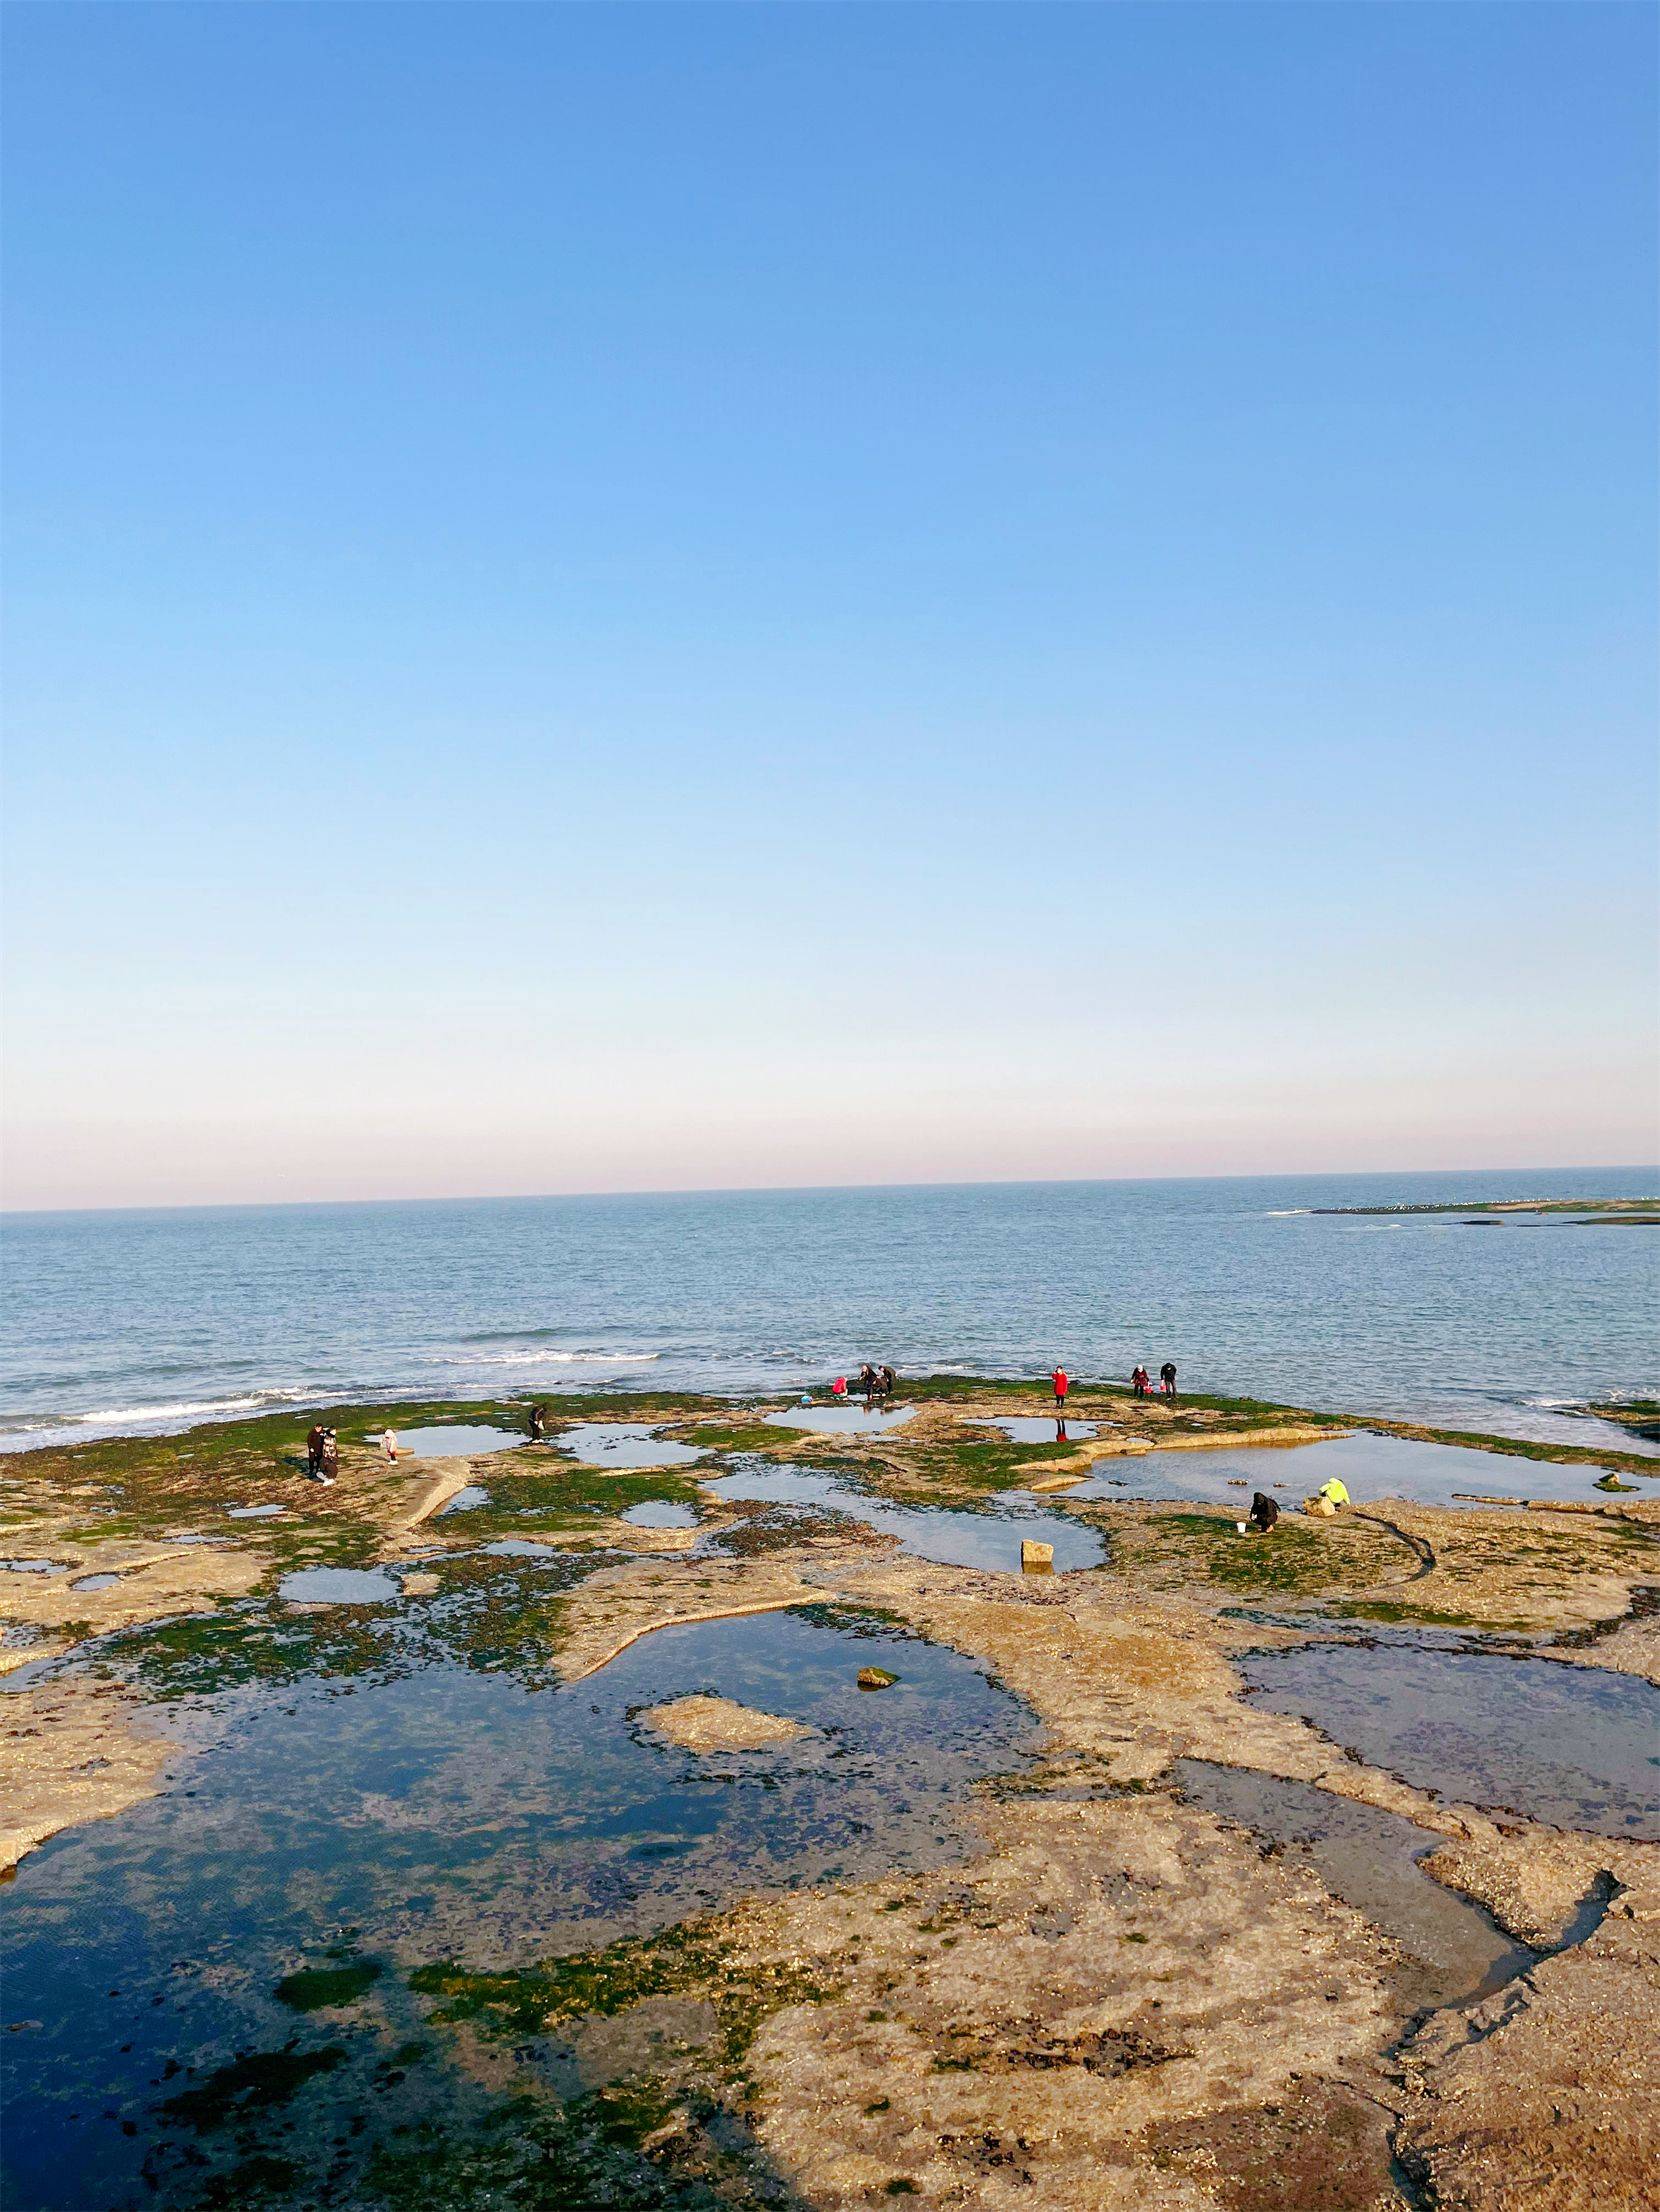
[1129,1362,1178,1400]
[297,1364,1360,1540]
[1243,1474,1351,1535]
[1045,1362,1178,1407]
[831,1363,898,1407]
[1044,1353,1177,1406]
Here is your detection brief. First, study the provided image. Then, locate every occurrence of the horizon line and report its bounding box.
[4,1162,1657,1222]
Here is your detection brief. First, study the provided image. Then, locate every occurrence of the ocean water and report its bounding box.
[1,1170,1655,1452]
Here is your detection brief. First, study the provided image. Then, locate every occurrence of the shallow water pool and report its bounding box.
[0,1608,1035,2211]
[1070,1430,1628,1511]
[970,1417,1099,1445]
[394,1424,525,1459]
[765,1403,917,1436]
[621,1500,698,1529]
[1241,1643,1660,1839]
[704,1463,1106,1572]
[554,1422,707,1469]
[277,1566,401,1605]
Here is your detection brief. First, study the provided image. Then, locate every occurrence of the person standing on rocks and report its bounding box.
[306,1423,327,1476]
[527,1403,547,1441]
[1051,1366,1070,1410]
[1160,1361,1177,1401]
[1130,1366,1149,1398]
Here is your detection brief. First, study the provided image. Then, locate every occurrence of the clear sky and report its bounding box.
[3,1,1655,1210]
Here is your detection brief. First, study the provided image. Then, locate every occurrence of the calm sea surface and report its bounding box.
[1,1172,1655,1452]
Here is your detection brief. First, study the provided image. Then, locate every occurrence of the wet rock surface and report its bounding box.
[638,1693,814,1753]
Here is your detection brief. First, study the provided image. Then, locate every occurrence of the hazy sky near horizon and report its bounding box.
[3,2,1656,1211]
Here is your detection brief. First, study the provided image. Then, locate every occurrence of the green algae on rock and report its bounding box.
[275,1960,383,2012]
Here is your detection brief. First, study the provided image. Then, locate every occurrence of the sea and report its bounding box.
[1,1170,1656,1455]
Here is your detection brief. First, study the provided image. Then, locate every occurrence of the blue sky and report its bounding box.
[4,1,1655,1207]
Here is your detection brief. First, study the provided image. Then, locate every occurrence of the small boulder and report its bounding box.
[857,1666,898,1691]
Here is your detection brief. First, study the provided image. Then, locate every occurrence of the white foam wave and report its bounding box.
[435,1349,661,1370]
[0,1387,316,1453]
[1263,1209,1310,1217]
[71,1390,311,1425]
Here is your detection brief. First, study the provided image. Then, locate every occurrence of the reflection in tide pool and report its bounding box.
[395,1424,525,1458]
[0,1609,1034,2212]
[706,1462,1105,1571]
[970,1417,1098,1444]
[555,1422,707,1469]
[1242,1643,1660,1840]
[277,1566,400,1604]
[765,1403,917,1436]
[1070,1430,1624,1511]
[622,1500,698,1529]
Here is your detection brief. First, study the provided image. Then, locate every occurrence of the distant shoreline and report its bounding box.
[5,1167,1658,1221]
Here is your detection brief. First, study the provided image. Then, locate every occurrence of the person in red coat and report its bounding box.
[1051,1366,1069,1409]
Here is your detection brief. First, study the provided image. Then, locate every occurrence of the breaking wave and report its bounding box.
[435,1348,661,1369]
[0,1387,317,1452]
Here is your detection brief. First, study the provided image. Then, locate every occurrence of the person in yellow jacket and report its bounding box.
[1304,1476,1350,1517]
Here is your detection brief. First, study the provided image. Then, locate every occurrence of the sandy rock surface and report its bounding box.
[1399,1882,1660,2210]
[638,1693,814,1752]
[0,1675,176,1872]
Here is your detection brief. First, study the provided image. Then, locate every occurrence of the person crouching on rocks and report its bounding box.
[1304,1476,1350,1517]
[527,1403,547,1441]
[1247,1492,1279,1533]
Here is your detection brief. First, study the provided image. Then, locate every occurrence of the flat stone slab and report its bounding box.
[638,1693,812,1753]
